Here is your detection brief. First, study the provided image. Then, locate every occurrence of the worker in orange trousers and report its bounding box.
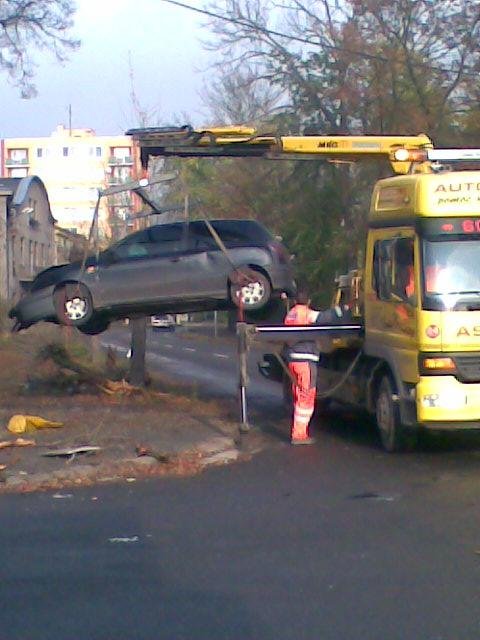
[284,290,320,445]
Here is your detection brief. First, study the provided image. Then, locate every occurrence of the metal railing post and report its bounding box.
[237,322,250,433]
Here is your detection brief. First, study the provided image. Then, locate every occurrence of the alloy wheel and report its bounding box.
[64,297,88,321]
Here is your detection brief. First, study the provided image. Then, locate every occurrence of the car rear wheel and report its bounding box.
[54,283,93,327]
[230,270,271,311]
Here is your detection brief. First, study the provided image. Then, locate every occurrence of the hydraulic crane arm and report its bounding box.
[126,125,433,174]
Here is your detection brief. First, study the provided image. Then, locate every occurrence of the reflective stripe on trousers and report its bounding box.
[289,361,317,440]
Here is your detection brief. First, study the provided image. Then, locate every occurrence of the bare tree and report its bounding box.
[203,65,284,124]
[203,0,480,140]
[0,0,79,97]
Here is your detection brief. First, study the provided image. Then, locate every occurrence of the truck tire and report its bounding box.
[375,375,410,452]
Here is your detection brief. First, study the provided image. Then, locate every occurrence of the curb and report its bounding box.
[0,436,245,494]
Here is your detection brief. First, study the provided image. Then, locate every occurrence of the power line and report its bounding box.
[161,0,478,77]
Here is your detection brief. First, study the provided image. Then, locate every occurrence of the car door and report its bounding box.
[94,229,155,308]
[96,224,193,310]
[182,221,231,297]
[145,224,193,301]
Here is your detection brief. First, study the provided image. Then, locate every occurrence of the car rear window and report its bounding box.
[209,220,273,244]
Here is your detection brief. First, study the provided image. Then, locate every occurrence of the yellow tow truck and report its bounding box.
[128,126,480,451]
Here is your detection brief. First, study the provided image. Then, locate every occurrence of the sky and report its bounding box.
[0,0,213,139]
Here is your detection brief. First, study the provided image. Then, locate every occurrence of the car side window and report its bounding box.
[148,224,186,257]
[188,222,218,251]
[112,231,150,261]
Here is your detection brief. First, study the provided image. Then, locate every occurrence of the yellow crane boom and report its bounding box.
[127,125,433,174]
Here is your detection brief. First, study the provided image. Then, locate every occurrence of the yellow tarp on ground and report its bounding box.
[7,415,63,434]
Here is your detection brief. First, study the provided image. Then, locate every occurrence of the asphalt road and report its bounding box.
[102,322,285,410]
[1,437,480,639]
[2,323,480,639]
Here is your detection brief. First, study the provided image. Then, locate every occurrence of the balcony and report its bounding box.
[5,158,29,166]
[108,156,133,165]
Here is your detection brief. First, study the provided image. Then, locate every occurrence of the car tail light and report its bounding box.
[268,241,291,264]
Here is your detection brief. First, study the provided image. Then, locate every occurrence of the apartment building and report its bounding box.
[0,125,140,240]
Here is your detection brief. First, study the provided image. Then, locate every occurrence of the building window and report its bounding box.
[20,237,25,264]
[63,147,69,157]
[96,147,102,157]
[37,148,43,158]
[9,148,28,161]
[9,168,28,178]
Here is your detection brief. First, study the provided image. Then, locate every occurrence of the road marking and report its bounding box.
[214,353,229,359]
[163,344,173,349]
[183,347,196,352]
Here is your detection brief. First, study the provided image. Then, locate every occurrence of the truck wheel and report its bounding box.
[54,283,93,327]
[375,375,408,452]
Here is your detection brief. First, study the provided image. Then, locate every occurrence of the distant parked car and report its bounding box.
[151,314,175,331]
[9,219,295,335]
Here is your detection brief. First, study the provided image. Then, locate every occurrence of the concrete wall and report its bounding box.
[0,177,55,302]
[0,192,8,300]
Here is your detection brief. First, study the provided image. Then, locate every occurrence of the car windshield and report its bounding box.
[422,238,480,309]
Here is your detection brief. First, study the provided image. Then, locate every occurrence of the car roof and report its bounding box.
[110,218,271,249]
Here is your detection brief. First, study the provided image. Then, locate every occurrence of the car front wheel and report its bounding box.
[54,283,93,327]
[77,317,110,335]
[230,270,271,311]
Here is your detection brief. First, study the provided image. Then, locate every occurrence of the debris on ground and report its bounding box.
[108,536,139,543]
[28,342,128,396]
[42,445,101,458]
[0,437,35,449]
[135,444,171,463]
[99,379,144,396]
[7,414,63,434]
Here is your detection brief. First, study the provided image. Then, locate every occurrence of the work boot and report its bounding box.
[291,436,316,446]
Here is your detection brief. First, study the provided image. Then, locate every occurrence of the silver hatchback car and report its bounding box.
[10,219,296,335]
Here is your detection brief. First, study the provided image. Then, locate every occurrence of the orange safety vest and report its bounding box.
[284,304,319,363]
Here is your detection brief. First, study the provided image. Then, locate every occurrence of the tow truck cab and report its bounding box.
[321,170,480,449]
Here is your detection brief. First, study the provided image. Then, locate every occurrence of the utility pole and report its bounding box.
[129,316,147,386]
[84,172,178,387]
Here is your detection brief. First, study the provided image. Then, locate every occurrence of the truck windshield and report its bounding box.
[422,238,480,310]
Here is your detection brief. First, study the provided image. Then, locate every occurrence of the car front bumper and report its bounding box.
[9,285,57,330]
